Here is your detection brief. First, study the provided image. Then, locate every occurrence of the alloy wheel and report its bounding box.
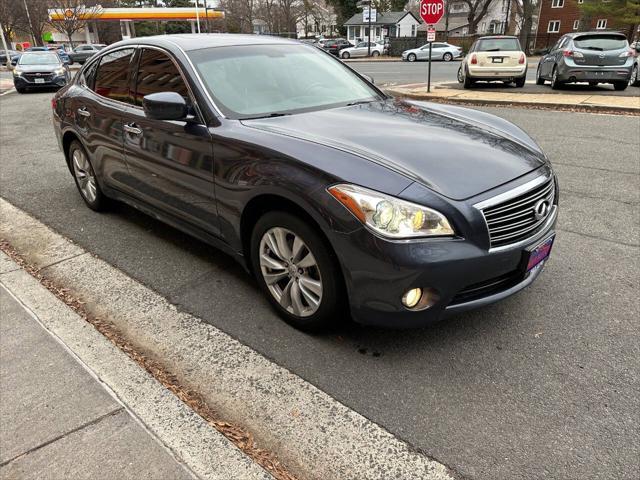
[443,53,452,62]
[408,53,416,62]
[259,227,323,318]
[630,66,638,86]
[72,148,97,203]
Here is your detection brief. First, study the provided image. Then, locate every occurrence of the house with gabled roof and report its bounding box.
[343,11,422,44]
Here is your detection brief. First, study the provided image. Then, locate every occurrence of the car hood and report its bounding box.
[15,64,62,72]
[241,100,546,200]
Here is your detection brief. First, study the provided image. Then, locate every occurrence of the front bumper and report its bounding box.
[333,204,557,328]
[13,74,68,89]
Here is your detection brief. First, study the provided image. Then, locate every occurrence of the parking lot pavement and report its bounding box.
[1,91,639,480]
[0,286,195,480]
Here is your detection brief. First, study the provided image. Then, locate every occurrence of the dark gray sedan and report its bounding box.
[52,34,558,330]
[68,44,106,64]
[536,31,633,90]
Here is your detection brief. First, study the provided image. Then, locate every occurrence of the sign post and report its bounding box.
[419,0,445,93]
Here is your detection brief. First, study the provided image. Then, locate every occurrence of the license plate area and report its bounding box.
[525,235,555,272]
[35,78,45,84]
[492,57,504,63]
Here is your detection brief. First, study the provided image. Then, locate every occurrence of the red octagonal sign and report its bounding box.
[420,0,445,25]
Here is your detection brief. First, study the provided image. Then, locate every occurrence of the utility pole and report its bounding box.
[0,21,12,66]
[22,0,37,45]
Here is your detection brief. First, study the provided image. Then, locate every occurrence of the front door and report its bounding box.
[122,47,219,237]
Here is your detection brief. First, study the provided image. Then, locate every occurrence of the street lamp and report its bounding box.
[356,0,373,57]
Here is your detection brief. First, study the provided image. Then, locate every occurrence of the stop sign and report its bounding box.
[420,0,445,25]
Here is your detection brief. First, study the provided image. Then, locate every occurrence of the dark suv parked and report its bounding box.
[536,31,633,90]
[321,38,352,56]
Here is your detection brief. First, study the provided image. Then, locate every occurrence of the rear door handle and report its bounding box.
[123,123,142,136]
[77,107,90,117]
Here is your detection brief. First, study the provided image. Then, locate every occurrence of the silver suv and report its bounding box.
[536,32,633,91]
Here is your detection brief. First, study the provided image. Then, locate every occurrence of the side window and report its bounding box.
[134,48,189,107]
[93,48,135,104]
[81,59,99,89]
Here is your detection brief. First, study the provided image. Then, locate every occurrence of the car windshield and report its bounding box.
[476,38,521,52]
[573,35,627,51]
[189,44,381,119]
[18,53,60,65]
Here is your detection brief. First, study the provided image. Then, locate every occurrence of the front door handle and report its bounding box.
[77,107,90,117]
[123,123,142,136]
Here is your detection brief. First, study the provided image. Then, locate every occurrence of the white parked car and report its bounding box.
[460,35,527,88]
[340,41,384,59]
[402,42,462,62]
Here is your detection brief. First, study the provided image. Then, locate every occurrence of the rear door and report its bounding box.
[572,34,629,67]
[71,48,135,191]
[121,47,219,236]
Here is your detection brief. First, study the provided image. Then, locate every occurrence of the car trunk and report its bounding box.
[573,34,628,66]
[476,51,521,67]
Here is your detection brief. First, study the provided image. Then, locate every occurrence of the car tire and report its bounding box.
[408,53,417,62]
[463,70,475,89]
[443,52,453,62]
[69,140,108,211]
[535,64,545,85]
[457,65,463,83]
[250,211,343,332]
[371,50,380,57]
[341,51,350,59]
[613,81,628,91]
[515,75,526,88]
[588,81,598,87]
[16,87,26,93]
[550,66,562,90]
[631,65,640,87]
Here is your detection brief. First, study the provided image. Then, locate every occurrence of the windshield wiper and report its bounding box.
[346,99,376,107]
[240,112,291,120]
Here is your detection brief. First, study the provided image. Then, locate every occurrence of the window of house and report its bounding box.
[93,48,135,104]
[596,19,607,29]
[551,0,564,7]
[411,24,416,36]
[547,20,561,33]
[134,48,189,107]
[573,20,580,30]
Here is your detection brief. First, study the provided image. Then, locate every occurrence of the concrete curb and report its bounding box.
[0,252,273,480]
[0,197,456,480]
[384,88,640,115]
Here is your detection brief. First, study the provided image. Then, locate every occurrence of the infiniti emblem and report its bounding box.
[598,53,605,59]
[534,199,550,220]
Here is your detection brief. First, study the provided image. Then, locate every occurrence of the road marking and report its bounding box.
[0,198,456,480]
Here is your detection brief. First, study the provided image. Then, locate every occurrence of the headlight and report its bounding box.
[54,68,65,75]
[13,68,22,76]
[328,184,454,239]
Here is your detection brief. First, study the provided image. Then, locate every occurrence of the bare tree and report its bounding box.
[47,0,103,46]
[461,0,493,34]
[518,0,537,54]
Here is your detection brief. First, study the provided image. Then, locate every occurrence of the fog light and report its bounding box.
[402,288,422,308]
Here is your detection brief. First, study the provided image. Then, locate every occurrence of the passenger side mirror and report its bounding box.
[142,92,188,121]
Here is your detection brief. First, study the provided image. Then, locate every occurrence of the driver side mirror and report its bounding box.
[143,92,188,121]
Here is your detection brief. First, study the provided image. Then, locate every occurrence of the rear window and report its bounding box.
[476,38,521,52]
[573,35,627,51]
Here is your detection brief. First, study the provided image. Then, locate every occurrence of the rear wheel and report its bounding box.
[251,212,343,331]
[407,53,416,62]
[341,51,350,59]
[515,75,526,88]
[630,65,639,86]
[457,65,463,83]
[443,52,453,62]
[613,81,628,91]
[371,50,380,57]
[535,64,545,85]
[69,140,107,211]
[463,69,475,89]
[550,66,562,90]
[588,81,598,87]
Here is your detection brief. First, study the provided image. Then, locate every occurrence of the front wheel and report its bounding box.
[613,81,628,91]
[341,51,350,59]
[443,52,453,62]
[15,87,26,93]
[407,53,416,62]
[251,212,343,331]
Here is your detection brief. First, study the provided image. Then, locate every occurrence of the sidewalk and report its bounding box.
[385,83,640,113]
[0,285,195,480]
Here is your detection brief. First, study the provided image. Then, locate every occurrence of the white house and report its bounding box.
[297,2,337,38]
[440,0,524,37]
[343,11,421,44]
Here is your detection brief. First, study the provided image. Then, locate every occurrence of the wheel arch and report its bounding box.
[61,129,81,172]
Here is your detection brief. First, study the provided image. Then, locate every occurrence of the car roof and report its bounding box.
[476,36,519,40]
[565,31,627,38]
[112,34,301,52]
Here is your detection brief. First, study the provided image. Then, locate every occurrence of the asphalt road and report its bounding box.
[348,60,640,96]
[1,91,639,480]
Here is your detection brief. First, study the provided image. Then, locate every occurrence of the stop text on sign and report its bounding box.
[420,0,445,24]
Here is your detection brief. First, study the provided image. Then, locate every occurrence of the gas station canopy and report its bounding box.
[48,7,224,22]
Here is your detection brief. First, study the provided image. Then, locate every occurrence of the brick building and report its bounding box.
[535,0,622,49]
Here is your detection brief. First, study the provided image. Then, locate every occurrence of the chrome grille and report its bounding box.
[481,176,555,248]
[24,72,53,82]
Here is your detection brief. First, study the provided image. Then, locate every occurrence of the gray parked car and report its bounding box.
[630,42,639,87]
[536,31,633,90]
[68,44,106,64]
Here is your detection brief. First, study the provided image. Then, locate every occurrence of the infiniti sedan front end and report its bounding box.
[52,35,558,330]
